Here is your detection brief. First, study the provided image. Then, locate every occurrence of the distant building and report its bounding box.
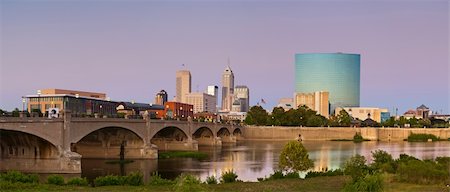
[154,90,168,105]
[335,107,389,123]
[403,104,431,119]
[295,53,360,113]
[231,99,242,112]
[25,89,117,116]
[193,112,218,122]
[294,91,329,118]
[116,102,164,118]
[185,92,217,113]
[162,101,193,120]
[234,85,250,112]
[221,66,234,112]
[218,111,247,122]
[206,85,218,97]
[176,70,191,103]
[277,98,294,111]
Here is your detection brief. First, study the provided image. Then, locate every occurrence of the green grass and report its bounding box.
[158,151,208,160]
[1,175,446,192]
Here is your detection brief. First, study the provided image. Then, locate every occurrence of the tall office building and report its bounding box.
[294,91,330,118]
[234,85,250,112]
[221,66,234,112]
[206,85,218,97]
[295,53,360,113]
[154,90,168,105]
[176,70,191,103]
[185,92,217,113]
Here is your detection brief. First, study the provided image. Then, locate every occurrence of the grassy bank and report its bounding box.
[1,175,447,192]
[158,151,208,160]
[406,133,439,142]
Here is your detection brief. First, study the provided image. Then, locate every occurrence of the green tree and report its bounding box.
[344,154,369,182]
[371,150,394,173]
[336,110,351,127]
[418,118,431,128]
[244,105,269,126]
[12,108,20,117]
[306,115,326,127]
[270,107,285,126]
[278,141,314,172]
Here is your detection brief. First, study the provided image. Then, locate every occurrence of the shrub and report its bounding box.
[124,172,143,186]
[173,174,205,192]
[148,172,174,185]
[205,176,217,184]
[94,175,124,186]
[0,171,39,183]
[371,150,395,173]
[284,172,300,179]
[305,169,344,178]
[0,180,38,190]
[344,155,369,182]
[67,177,89,186]
[278,141,314,172]
[343,174,383,192]
[268,170,285,180]
[47,175,65,185]
[353,132,364,142]
[220,170,238,183]
[407,133,439,142]
[396,159,448,184]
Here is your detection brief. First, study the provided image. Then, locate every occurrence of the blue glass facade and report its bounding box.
[295,53,360,113]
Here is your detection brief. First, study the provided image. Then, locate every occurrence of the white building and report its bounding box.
[186,92,217,113]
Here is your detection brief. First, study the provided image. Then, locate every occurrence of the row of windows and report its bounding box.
[29,97,64,102]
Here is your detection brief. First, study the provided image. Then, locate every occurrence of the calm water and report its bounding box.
[81,141,450,182]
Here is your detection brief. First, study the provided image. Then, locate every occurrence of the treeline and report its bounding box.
[244,105,449,128]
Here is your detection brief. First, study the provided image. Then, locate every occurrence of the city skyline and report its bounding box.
[1,1,448,114]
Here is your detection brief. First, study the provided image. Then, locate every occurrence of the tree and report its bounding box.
[278,141,314,172]
[336,110,351,127]
[12,108,20,117]
[306,115,326,127]
[270,107,285,126]
[244,105,269,126]
[344,154,369,182]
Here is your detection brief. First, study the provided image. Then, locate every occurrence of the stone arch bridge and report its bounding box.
[0,112,243,173]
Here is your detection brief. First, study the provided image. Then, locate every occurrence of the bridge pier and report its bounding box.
[151,138,198,151]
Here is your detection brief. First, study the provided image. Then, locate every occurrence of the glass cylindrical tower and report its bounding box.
[295,53,360,113]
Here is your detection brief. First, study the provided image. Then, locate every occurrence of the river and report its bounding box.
[81,141,450,182]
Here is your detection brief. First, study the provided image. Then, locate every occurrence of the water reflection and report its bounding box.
[81,141,450,182]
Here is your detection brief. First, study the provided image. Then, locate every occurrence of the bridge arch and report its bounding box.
[70,125,145,145]
[72,127,145,159]
[233,127,242,136]
[0,127,61,148]
[0,129,59,159]
[151,126,192,151]
[217,127,231,137]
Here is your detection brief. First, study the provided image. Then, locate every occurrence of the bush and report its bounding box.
[220,170,238,183]
[407,133,439,142]
[148,172,174,185]
[173,174,205,192]
[94,175,124,186]
[124,172,143,186]
[205,176,217,184]
[371,150,395,173]
[343,174,383,192]
[305,169,344,178]
[284,172,300,179]
[67,177,89,186]
[268,170,285,180]
[396,159,448,184]
[0,180,38,190]
[0,171,39,183]
[47,175,65,185]
[353,133,364,142]
[344,155,369,182]
[278,141,314,172]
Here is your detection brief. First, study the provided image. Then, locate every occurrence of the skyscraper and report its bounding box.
[221,66,234,112]
[176,70,191,103]
[206,85,218,109]
[235,85,249,112]
[154,90,168,105]
[295,53,360,113]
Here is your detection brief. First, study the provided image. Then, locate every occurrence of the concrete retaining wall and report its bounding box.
[243,126,450,141]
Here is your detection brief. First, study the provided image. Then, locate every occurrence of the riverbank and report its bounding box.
[1,175,446,192]
[243,126,450,141]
